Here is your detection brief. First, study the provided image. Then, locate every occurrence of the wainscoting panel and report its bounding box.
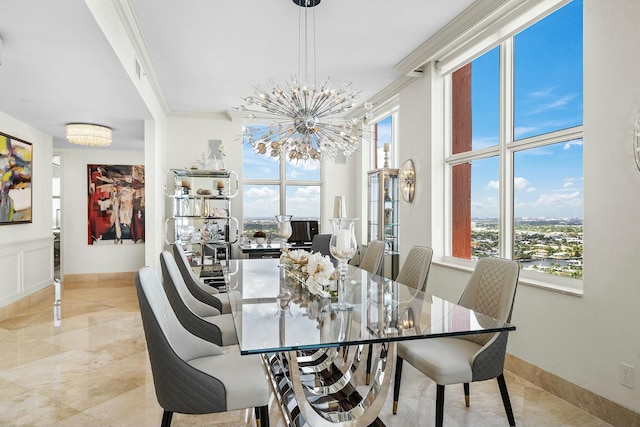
[23,243,54,292]
[0,237,54,308]
[0,251,19,301]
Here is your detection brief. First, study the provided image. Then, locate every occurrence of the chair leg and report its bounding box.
[435,384,445,427]
[392,356,404,414]
[463,382,470,407]
[255,405,269,427]
[496,374,516,427]
[161,410,173,427]
[366,344,373,385]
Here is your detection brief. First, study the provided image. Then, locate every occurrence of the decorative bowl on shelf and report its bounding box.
[253,231,267,245]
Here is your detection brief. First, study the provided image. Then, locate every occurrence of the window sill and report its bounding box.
[432,259,583,297]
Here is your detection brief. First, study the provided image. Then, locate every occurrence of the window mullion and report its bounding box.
[280,154,287,215]
[442,73,452,258]
[499,38,514,259]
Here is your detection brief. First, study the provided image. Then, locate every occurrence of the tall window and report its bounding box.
[242,125,321,239]
[372,114,394,169]
[446,0,583,281]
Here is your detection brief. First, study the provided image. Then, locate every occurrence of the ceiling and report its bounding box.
[0,0,475,151]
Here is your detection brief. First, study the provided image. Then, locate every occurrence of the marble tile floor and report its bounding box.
[0,278,612,427]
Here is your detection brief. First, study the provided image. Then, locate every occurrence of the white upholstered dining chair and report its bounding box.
[135,266,269,427]
[159,251,238,346]
[393,256,520,427]
[366,245,434,384]
[172,243,231,314]
[359,240,386,275]
[395,246,434,292]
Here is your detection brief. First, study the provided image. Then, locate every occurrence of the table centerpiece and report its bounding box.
[280,248,338,298]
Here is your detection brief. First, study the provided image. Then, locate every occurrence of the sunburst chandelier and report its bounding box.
[238,0,373,162]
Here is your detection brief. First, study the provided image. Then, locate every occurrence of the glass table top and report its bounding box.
[226,258,515,355]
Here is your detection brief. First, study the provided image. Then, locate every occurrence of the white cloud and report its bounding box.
[288,159,320,172]
[471,196,499,217]
[563,139,583,150]
[535,191,582,208]
[529,94,579,115]
[294,186,320,196]
[244,186,278,200]
[529,88,555,98]
[515,190,582,217]
[243,186,280,218]
[514,176,529,191]
[286,186,321,218]
[563,178,575,188]
[514,126,538,139]
[487,180,499,189]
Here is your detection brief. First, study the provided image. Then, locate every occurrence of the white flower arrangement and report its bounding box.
[280,249,338,297]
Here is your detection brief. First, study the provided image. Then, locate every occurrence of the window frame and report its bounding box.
[439,2,584,293]
[242,124,323,236]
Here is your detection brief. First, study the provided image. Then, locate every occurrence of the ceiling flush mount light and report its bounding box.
[238,0,373,162]
[399,159,416,203]
[65,123,112,147]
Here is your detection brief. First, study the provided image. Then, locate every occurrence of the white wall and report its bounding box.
[398,73,434,266]
[396,0,640,413]
[0,111,53,306]
[164,114,354,243]
[165,115,242,175]
[164,114,242,255]
[58,149,145,275]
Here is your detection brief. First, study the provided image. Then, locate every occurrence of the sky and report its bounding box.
[470,0,583,219]
[243,140,321,219]
[242,0,583,221]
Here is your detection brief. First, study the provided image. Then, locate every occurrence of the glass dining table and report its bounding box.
[225,258,515,427]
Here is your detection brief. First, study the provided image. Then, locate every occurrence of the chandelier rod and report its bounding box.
[312,3,317,87]
[297,1,317,87]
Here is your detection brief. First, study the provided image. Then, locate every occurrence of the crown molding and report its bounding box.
[395,0,524,75]
[169,110,236,121]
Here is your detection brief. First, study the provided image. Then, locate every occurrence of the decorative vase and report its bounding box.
[275,215,293,248]
[329,217,359,310]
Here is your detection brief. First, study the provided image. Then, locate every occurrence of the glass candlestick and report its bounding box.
[329,217,359,311]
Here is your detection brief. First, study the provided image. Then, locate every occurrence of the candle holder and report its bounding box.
[275,215,293,248]
[329,217,359,311]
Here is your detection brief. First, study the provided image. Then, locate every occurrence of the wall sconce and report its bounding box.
[399,159,415,202]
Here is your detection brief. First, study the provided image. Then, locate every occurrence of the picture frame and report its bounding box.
[0,132,33,224]
[87,164,145,244]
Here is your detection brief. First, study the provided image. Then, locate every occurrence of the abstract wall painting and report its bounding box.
[88,164,145,245]
[0,132,32,225]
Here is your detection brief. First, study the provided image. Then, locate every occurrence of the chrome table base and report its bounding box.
[263,343,393,426]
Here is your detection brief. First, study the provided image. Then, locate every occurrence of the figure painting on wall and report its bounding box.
[88,164,145,244]
[0,132,32,224]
